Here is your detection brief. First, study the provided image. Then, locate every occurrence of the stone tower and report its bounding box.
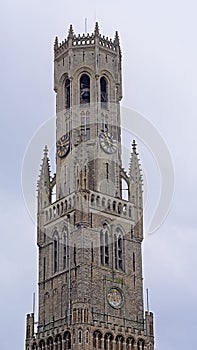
[25,23,155,350]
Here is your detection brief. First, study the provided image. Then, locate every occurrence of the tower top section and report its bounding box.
[54,22,121,59]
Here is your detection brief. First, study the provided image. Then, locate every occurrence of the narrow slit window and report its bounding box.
[54,239,58,273]
[106,162,109,180]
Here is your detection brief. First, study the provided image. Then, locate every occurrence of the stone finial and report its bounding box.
[129,140,142,184]
[94,22,100,36]
[68,24,74,39]
[44,145,48,157]
[132,139,137,153]
[114,30,120,45]
[54,36,59,50]
[37,145,51,188]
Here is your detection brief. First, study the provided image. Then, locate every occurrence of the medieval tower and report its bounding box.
[25,23,155,350]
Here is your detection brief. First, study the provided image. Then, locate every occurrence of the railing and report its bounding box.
[44,190,136,224]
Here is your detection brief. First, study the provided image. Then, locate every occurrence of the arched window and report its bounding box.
[115,335,124,350]
[104,333,113,350]
[126,337,135,350]
[55,335,62,350]
[100,224,110,267]
[62,227,68,270]
[114,228,123,271]
[65,78,71,109]
[85,330,89,344]
[53,231,59,273]
[80,74,90,104]
[63,331,71,350]
[100,76,108,108]
[93,331,102,350]
[78,329,82,344]
[47,337,53,350]
[137,339,145,350]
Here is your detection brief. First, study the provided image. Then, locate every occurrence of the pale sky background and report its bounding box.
[0,1,197,349]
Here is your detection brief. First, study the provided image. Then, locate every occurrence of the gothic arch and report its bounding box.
[47,337,53,350]
[78,328,83,344]
[61,225,69,270]
[126,337,135,350]
[55,334,62,350]
[80,75,90,104]
[100,76,108,108]
[52,229,59,273]
[74,67,93,105]
[115,335,124,350]
[63,331,71,350]
[100,222,111,267]
[114,226,124,271]
[104,332,114,350]
[137,339,145,350]
[38,340,45,350]
[93,330,102,350]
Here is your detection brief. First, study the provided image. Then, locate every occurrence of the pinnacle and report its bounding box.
[129,140,142,184]
[132,139,137,153]
[68,24,74,38]
[43,145,48,157]
[94,22,100,36]
[114,30,120,45]
[54,36,58,49]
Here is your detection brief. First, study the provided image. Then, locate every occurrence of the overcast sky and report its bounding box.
[0,1,197,349]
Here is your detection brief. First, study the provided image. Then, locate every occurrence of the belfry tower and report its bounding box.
[25,23,155,350]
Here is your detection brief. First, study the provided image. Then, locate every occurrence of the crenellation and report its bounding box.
[54,24,120,60]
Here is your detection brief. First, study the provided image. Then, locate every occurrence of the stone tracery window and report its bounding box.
[100,224,124,270]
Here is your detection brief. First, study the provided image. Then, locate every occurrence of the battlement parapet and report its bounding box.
[54,24,120,59]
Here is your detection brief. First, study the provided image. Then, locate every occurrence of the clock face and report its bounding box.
[99,131,117,154]
[107,287,124,309]
[57,134,70,158]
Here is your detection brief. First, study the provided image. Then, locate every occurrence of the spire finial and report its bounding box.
[114,30,120,45]
[54,36,59,50]
[94,22,100,36]
[68,24,74,39]
[44,145,48,157]
[132,139,137,153]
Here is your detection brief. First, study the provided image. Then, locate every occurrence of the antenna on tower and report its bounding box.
[146,288,150,313]
[85,18,88,34]
[32,292,35,314]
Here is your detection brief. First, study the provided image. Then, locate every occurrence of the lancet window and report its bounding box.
[100,76,108,108]
[65,78,71,109]
[80,74,90,104]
